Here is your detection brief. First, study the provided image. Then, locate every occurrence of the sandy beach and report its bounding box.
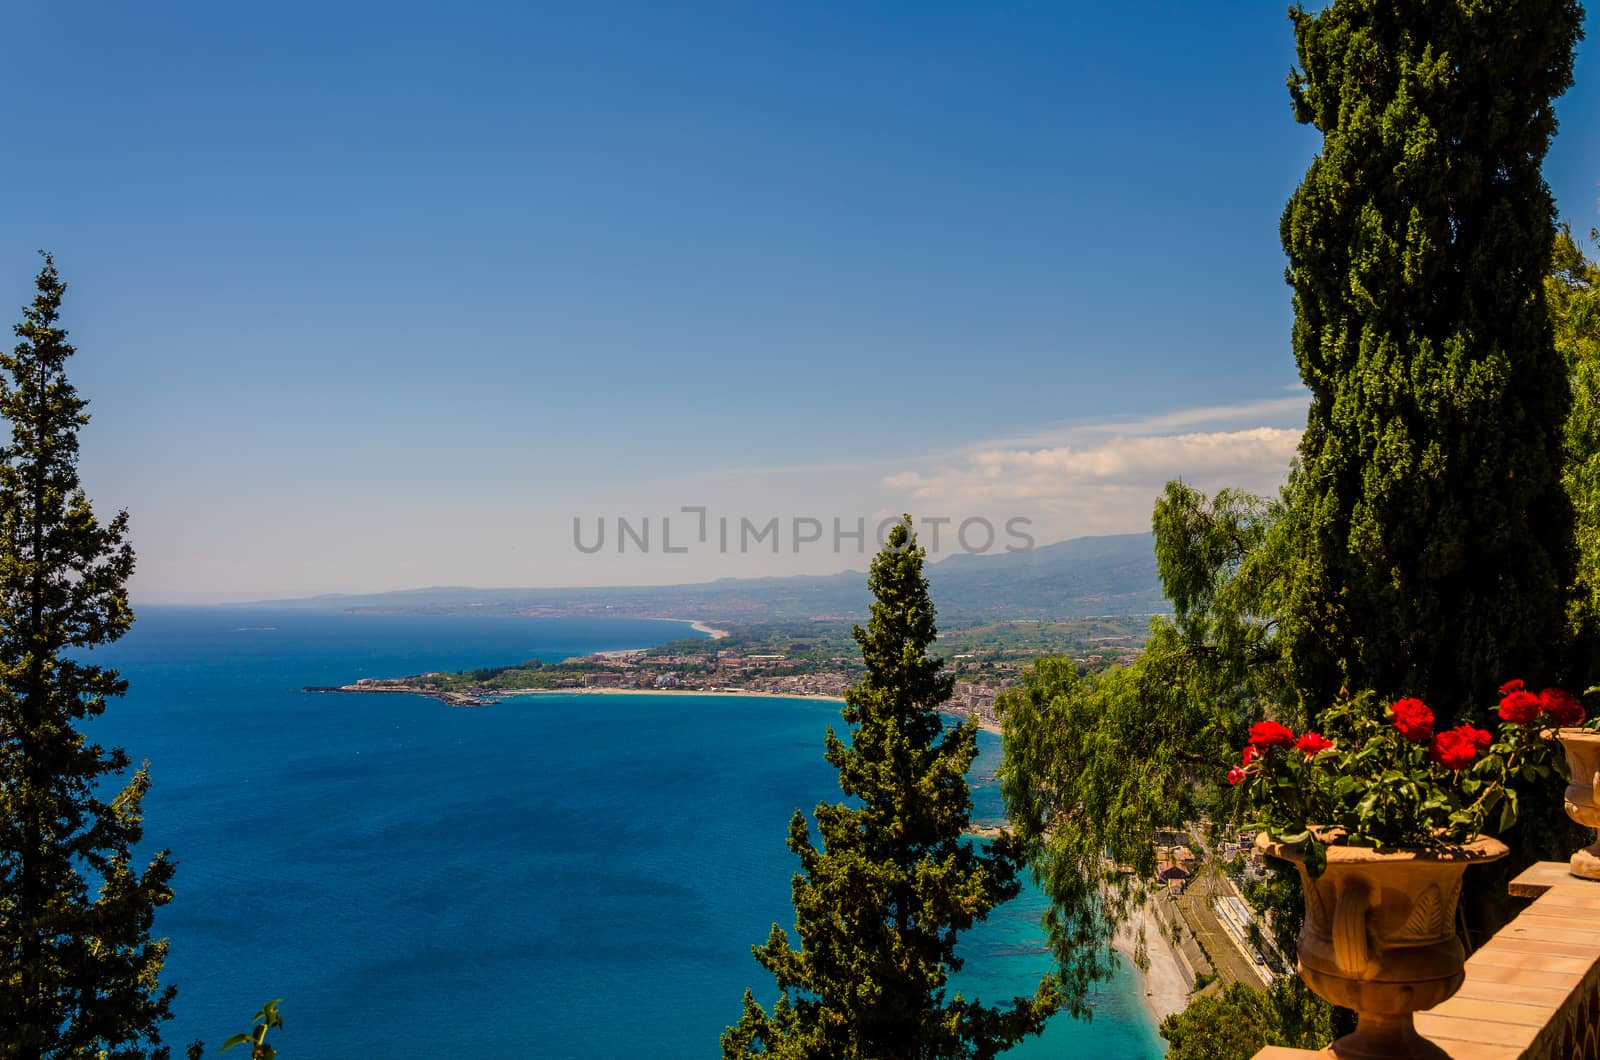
[651,616,731,639]
[1114,897,1191,1026]
[588,618,730,657]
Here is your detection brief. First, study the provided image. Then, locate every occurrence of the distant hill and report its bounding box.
[254,532,1166,628]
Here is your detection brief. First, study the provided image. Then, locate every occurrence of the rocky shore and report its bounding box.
[304,683,495,708]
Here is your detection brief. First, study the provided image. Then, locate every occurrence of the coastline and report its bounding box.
[655,616,730,639]
[310,681,1004,736]
[490,685,1003,735]
[1113,898,1190,1028]
[310,611,1012,732]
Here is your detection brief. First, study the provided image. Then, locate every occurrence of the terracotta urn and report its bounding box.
[1258,833,1508,1060]
[1556,728,1600,880]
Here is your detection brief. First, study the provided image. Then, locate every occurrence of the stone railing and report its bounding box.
[1256,863,1600,1059]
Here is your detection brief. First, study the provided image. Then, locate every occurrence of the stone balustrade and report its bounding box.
[1255,863,1600,1059]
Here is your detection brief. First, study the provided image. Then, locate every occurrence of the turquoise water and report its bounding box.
[83,607,1163,1058]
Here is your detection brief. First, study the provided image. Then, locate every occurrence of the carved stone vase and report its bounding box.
[1258,833,1508,1060]
[1556,729,1600,880]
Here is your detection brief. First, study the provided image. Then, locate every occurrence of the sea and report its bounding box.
[80,606,1165,1058]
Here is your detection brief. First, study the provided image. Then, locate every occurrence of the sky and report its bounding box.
[2,1,1597,601]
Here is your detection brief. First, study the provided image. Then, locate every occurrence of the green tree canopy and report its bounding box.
[1551,222,1600,651]
[1278,0,1586,722]
[1159,980,1334,1060]
[0,255,176,1058]
[999,483,1287,1017]
[723,518,1056,1059]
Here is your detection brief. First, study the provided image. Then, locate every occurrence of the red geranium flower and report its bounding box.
[1248,720,1295,749]
[1540,687,1586,728]
[1391,698,1435,742]
[1227,767,1246,786]
[1498,678,1526,696]
[1459,725,1493,752]
[1241,744,1260,766]
[1498,689,1540,725]
[1296,732,1334,757]
[1430,727,1480,771]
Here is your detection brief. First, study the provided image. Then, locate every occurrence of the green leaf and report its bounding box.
[1497,788,1520,834]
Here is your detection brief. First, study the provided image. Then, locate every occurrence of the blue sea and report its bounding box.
[82,607,1164,1058]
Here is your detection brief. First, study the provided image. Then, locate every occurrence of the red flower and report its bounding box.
[1498,690,1541,725]
[1391,698,1435,742]
[1248,720,1296,749]
[1430,727,1480,771]
[1241,744,1260,766]
[1499,678,1526,696]
[1459,724,1493,752]
[1227,767,1246,786]
[1540,687,1586,728]
[1296,732,1334,757]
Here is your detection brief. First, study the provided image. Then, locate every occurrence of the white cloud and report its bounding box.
[981,393,1309,450]
[883,426,1302,512]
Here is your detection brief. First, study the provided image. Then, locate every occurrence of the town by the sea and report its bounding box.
[85,607,1165,1058]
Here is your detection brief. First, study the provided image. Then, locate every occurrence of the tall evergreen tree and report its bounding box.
[1279,0,1585,721]
[0,255,176,1058]
[723,519,1056,1060]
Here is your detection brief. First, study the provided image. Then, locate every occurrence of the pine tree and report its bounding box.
[0,255,176,1058]
[723,519,1056,1060]
[1278,0,1585,722]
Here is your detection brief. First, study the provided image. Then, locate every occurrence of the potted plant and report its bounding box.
[1536,680,1600,879]
[1230,688,1569,1059]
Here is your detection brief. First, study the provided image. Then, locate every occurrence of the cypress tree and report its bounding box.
[722,519,1056,1060]
[1279,0,1586,721]
[0,255,176,1058]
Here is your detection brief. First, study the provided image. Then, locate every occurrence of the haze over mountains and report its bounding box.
[256,532,1165,628]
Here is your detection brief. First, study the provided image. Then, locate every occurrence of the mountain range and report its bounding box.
[256,532,1166,628]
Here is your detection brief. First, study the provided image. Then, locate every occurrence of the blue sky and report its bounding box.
[3,2,1597,599]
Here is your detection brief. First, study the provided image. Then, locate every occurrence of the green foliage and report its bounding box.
[938,618,1150,661]
[998,484,1284,1016]
[652,623,862,664]
[1159,979,1335,1060]
[1551,224,1600,652]
[218,1000,283,1060]
[0,256,176,1058]
[723,519,1057,1059]
[1278,0,1586,723]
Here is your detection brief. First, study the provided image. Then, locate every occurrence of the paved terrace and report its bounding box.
[1257,864,1600,1059]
